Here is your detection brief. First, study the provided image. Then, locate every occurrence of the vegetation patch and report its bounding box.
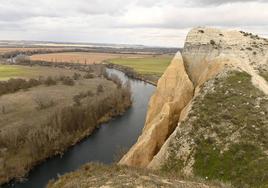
[162,71,268,187]
[260,70,268,82]
[47,163,221,188]
[194,141,268,187]
[0,65,28,80]
[108,56,172,77]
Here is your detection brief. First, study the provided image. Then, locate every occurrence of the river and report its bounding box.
[3,68,155,188]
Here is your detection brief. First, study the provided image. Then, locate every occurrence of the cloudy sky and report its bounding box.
[0,0,267,47]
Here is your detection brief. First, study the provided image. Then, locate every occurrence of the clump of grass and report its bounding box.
[259,70,268,82]
[194,141,268,187]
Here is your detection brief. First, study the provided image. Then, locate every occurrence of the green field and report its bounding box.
[108,56,173,76]
[0,65,28,80]
[0,65,81,80]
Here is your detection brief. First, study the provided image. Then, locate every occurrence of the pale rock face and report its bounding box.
[148,27,268,171]
[119,52,194,167]
[183,27,268,93]
[120,27,268,170]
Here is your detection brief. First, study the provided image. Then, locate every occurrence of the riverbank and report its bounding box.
[105,63,158,86]
[0,66,132,186]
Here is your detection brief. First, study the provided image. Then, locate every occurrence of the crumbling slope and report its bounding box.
[119,52,194,167]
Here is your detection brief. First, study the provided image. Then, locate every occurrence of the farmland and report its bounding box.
[30,52,153,64]
[108,55,173,76]
[30,52,173,77]
[0,64,80,80]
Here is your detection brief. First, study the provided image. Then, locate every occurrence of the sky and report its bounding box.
[0,0,267,47]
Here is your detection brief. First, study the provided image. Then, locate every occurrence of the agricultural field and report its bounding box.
[30,51,173,77]
[30,52,152,64]
[108,55,173,77]
[0,64,79,80]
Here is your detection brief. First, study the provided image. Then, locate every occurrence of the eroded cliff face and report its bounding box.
[120,27,268,187]
[119,52,194,167]
[183,27,268,94]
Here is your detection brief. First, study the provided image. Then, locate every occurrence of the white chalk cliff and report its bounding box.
[120,27,268,187]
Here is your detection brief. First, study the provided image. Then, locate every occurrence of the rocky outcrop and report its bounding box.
[119,52,194,167]
[183,27,268,93]
[121,27,268,187]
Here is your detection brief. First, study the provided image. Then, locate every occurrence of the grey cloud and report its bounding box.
[0,0,267,47]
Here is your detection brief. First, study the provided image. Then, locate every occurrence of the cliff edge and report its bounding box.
[120,27,268,187]
[119,52,194,167]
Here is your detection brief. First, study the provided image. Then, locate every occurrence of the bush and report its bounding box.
[44,77,57,86]
[0,78,42,96]
[73,73,81,80]
[33,94,55,110]
[28,78,41,87]
[97,84,104,94]
[73,90,95,106]
[62,76,75,86]
[83,72,95,79]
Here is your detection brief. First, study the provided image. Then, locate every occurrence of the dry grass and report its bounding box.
[47,163,224,188]
[0,78,110,131]
[30,52,154,64]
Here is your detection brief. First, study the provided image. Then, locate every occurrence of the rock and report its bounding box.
[119,52,194,167]
[147,28,268,187]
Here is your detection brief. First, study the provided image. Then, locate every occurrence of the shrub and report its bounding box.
[83,72,95,79]
[62,76,75,86]
[0,78,36,96]
[28,78,41,87]
[97,84,104,94]
[73,73,81,80]
[210,40,216,45]
[33,94,55,110]
[44,77,57,86]
[73,95,81,106]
